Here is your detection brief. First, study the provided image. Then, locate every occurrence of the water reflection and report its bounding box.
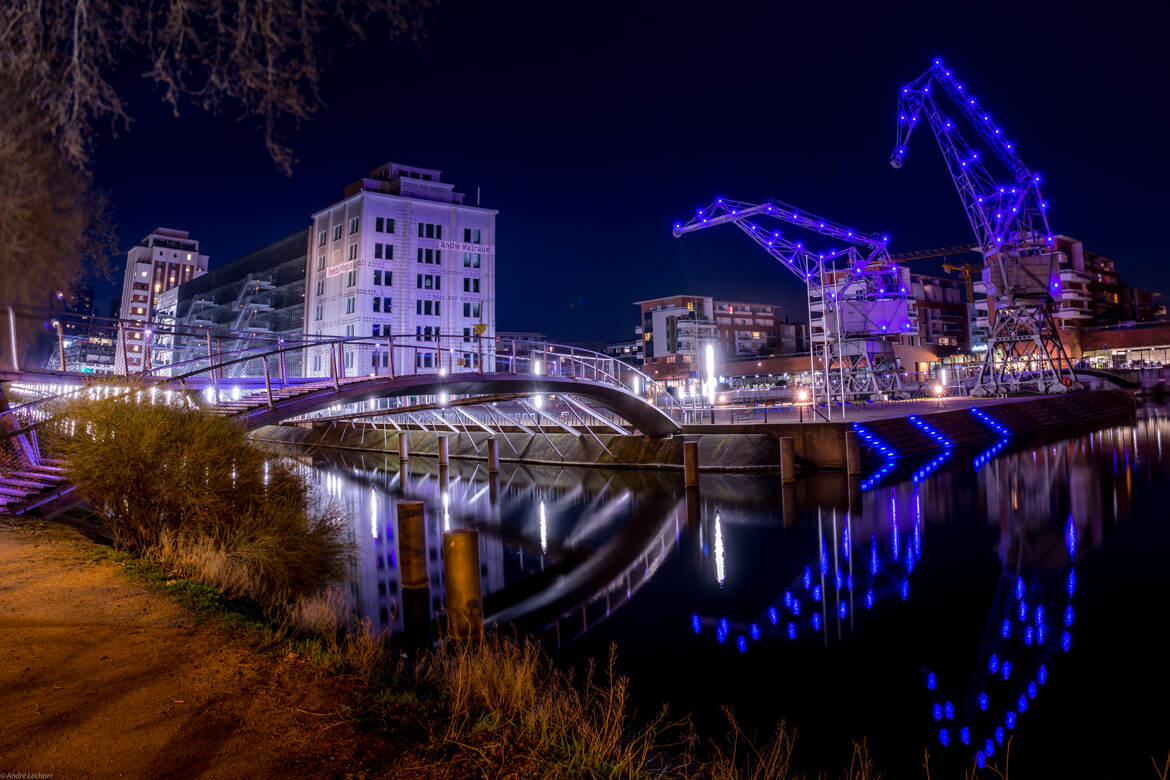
[273,406,1167,775]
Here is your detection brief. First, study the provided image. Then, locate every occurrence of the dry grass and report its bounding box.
[58,389,353,617]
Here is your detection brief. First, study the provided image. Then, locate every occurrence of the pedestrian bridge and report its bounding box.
[0,331,684,514]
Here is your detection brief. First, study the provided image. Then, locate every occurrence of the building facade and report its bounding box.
[713,300,807,358]
[116,228,209,373]
[304,163,497,376]
[908,271,970,354]
[634,295,717,382]
[153,228,308,374]
[635,294,810,382]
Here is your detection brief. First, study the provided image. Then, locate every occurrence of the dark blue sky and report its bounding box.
[91,0,1170,341]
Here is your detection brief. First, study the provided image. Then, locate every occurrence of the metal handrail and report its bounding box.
[2,332,683,426]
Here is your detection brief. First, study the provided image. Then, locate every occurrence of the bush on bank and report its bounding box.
[58,388,352,614]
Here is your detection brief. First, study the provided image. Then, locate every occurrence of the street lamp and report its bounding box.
[797,387,809,423]
[933,382,943,407]
[705,343,716,424]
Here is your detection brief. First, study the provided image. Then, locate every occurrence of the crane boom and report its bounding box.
[890,58,1079,395]
[673,198,910,415]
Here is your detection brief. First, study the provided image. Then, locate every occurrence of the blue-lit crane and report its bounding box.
[891,59,1080,395]
[673,199,911,416]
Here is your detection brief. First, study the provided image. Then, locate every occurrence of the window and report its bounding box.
[383,271,392,286]
[463,278,480,293]
[333,224,342,241]
[372,324,381,337]
[375,244,382,260]
[463,327,471,342]
[382,297,391,313]
[417,248,437,264]
[373,297,380,312]
[317,254,325,271]
[314,305,323,321]
[376,217,396,233]
[435,250,441,265]
[345,297,355,314]
[416,273,422,289]
[463,253,481,268]
[345,323,355,338]
[374,270,382,285]
[348,243,358,260]
[463,228,482,243]
[349,217,360,234]
[463,302,481,318]
[318,230,327,247]
[417,222,443,239]
[374,242,392,260]
[316,279,324,296]
[345,350,354,369]
[346,269,356,287]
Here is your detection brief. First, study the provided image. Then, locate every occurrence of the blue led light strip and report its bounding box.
[970,407,1010,470]
[907,415,952,483]
[852,422,897,491]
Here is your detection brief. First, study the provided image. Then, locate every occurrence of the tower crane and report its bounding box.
[891,58,1080,394]
[673,198,911,418]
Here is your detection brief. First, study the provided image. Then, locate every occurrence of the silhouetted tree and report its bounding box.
[0,0,430,365]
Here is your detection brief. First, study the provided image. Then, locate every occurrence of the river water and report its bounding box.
[278,405,1170,777]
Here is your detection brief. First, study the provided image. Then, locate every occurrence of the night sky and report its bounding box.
[90,0,1170,342]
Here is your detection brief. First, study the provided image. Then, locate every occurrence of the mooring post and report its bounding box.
[487,437,500,474]
[442,529,483,640]
[437,434,449,467]
[397,500,431,648]
[780,436,796,485]
[683,440,700,488]
[845,430,862,476]
[399,431,409,461]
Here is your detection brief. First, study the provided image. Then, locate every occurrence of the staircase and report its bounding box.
[0,459,69,514]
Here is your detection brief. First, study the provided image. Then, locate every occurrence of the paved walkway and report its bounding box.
[0,520,370,778]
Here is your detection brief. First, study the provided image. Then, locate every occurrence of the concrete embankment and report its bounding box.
[849,389,1134,463]
[249,389,1134,473]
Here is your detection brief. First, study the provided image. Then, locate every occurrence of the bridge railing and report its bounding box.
[2,316,684,437]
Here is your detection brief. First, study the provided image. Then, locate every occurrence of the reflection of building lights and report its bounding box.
[443,491,450,531]
[370,488,378,538]
[539,499,547,553]
[713,511,725,585]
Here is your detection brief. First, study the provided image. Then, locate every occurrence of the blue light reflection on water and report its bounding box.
[283,407,1170,778]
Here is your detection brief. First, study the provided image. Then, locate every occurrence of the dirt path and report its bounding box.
[0,518,375,779]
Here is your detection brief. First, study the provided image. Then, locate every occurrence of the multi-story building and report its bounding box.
[634,295,718,382]
[908,271,969,354]
[713,300,807,358]
[636,294,813,381]
[153,228,308,374]
[304,162,497,376]
[116,227,209,373]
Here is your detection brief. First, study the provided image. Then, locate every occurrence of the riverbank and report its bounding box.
[3,516,884,779]
[0,518,375,778]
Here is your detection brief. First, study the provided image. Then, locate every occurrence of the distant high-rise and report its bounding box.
[116,228,208,373]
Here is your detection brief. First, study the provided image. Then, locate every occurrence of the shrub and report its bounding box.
[58,386,353,613]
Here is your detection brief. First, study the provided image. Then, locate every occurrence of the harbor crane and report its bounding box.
[673,199,911,418]
[891,58,1080,394]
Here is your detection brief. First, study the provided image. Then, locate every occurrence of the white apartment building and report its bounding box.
[305,162,497,376]
[116,228,209,373]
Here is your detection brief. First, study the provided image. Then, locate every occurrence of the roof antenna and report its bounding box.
[477,186,481,207]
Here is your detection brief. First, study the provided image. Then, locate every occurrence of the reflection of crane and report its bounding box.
[673,198,910,416]
[891,59,1080,395]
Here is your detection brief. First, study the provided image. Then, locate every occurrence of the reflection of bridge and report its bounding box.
[0,319,684,513]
